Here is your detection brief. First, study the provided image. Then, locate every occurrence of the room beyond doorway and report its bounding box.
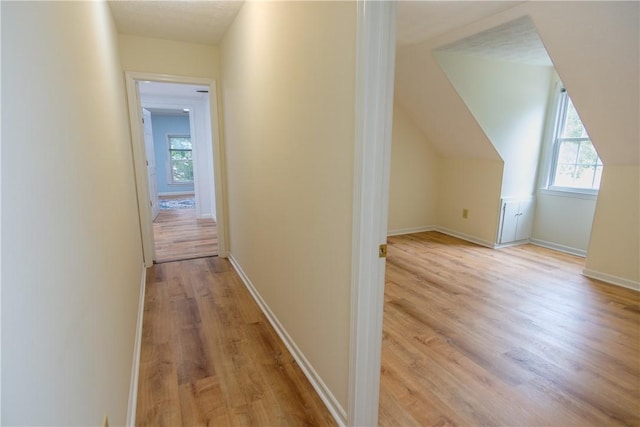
[152,194,218,263]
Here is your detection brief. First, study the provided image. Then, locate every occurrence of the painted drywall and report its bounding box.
[388,106,439,233]
[220,0,356,412]
[436,158,504,245]
[150,113,194,194]
[532,192,597,254]
[395,42,500,160]
[528,1,639,166]
[586,166,640,284]
[118,34,219,79]
[2,2,143,425]
[434,52,553,198]
[119,35,223,222]
[395,2,639,285]
[526,2,639,284]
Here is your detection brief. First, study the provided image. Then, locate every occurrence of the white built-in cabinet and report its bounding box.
[498,197,535,244]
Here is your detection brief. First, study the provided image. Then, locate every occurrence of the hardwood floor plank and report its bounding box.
[153,207,217,263]
[379,231,640,427]
[136,256,336,426]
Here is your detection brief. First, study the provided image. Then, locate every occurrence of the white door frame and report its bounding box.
[125,72,228,266]
[348,1,396,426]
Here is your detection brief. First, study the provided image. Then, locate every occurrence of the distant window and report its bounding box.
[548,89,602,192]
[168,135,193,184]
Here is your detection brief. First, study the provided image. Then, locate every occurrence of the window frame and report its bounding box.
[546,87,602,196]
[167,134,194,185]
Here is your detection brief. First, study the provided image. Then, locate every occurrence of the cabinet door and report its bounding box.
[500,201,520,244]
[515,199,534,241]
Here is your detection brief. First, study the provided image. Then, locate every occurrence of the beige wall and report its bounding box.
[527,2,639,285]
[2,2,143,425]
[118,34,220,78]
[388,106,439,233]
[220,0,356,411]
[586,166,640,284]
[436,158,503,245]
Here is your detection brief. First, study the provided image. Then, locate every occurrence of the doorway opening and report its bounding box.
[125,73,227,266]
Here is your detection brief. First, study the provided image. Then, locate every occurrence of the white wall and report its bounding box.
[434,52,554,198]
[388,106,439,234]
[220,1,357,415]
[2,2,143,425]
[532,193,597,255]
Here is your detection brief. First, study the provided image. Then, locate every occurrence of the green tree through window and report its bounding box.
[550,90,602,191]
[168,135,193,184]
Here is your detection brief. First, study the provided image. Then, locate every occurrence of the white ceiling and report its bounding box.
[436,16,552,66]
[108,0,243,45]
[396,1,524,46]
[109,1,547,66]
[138,81,208,98]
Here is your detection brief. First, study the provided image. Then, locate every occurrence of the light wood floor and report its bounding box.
[136,257,336,426]
[379,231,640,427]
[153,207,217,263]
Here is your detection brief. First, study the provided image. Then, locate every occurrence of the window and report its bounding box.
[548,89,602,192]
[168,135,193,184]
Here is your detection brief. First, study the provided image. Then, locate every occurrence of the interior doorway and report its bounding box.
[125,73,227,266]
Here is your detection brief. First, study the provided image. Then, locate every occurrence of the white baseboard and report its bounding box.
[582,268,640,292]
[529,238,587,257]
[387,225,435,236]
[433,226,496,249]
[158,191,194,196]
[126,265,147,427]
[196,213,213,220]
[228,255,347,427]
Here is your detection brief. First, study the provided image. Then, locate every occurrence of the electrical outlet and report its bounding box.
[102,415,109,427]
[462,208,469,219]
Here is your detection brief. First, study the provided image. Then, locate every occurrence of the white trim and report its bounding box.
[434,226,496,249]
[582,269,640,292]
[494,239,531,249]
[538,188,598,200]
[349,2,397,426]
[530,238,587,257]
[124,71,228,264]
[387,225,435,236]
[228,255,347,427]
[126,265,147,427]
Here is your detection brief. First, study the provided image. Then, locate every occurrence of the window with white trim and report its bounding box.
[168,135,193,184]
[548,89,602,192]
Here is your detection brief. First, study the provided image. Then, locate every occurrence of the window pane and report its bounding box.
[169,137,192,150]
[557,140,579,164]
[171,150,192,161]
[561,98,588,138]
[553,163,577,187]
[172,159,193,182]
[577,141,598,166]
[573,164,597,188]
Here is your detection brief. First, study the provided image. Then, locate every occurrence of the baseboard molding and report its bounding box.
[126,265,147,427]
[387,225,435,236]
[158,191,194,196]
[433,226,495,249]
[529,238,587,257]
[582,269,640,292]
[228,255,347,427]
[196,213,213,220]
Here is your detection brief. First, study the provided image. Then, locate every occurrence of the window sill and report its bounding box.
[538,188,598,200]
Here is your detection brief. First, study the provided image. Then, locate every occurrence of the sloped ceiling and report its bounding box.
[394,1,639,165]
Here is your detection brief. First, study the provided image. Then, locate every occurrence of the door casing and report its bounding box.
[125,72,228,266]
